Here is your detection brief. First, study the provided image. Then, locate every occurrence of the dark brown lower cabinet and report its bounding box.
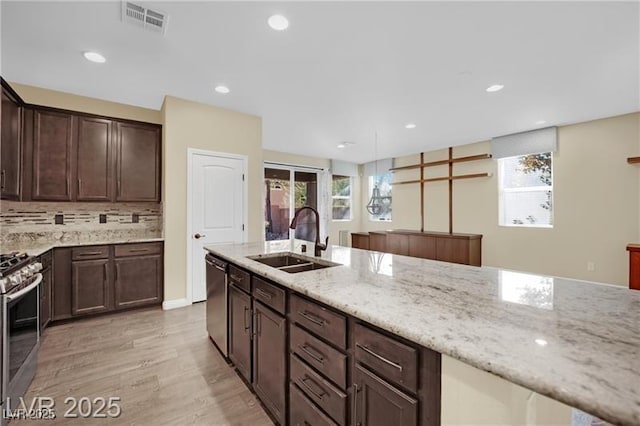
[114,255,162,309]
[252,301,286,425]
[229,284,252,383]
[353,364,418,426]
[71,258,111,316]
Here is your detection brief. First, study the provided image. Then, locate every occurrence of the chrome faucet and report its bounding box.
[289,206,329,257]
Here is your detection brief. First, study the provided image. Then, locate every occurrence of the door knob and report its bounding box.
[194,233,206,239]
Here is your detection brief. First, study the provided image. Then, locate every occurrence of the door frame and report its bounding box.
[186,148,248,304]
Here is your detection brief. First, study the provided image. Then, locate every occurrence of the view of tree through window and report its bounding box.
[331,175,352,220]
[499,152,553,227]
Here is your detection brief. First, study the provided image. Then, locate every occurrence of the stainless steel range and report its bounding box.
[0,252,42,424]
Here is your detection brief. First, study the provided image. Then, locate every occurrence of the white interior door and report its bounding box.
[190,152,245,303]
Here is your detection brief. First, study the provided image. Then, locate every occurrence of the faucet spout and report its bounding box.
[289,206,329,257]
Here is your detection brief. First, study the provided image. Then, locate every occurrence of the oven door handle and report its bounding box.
[5,274,42,303]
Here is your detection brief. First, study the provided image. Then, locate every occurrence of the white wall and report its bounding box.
[361,113,640,286]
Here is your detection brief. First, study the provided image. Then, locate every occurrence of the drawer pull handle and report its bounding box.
[129,248,149,253]
[298,310,325,327]
[78,251,104,256]
[255,288,273,300]
[300,377,326,400]
[356,344,403,372]
[229,274,243,282]
[299,343,324,364]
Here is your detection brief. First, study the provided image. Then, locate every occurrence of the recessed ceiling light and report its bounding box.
[83,51,106,63]
[405,123,417,129]
[337,143,346,149]
[214,85,230,94]
[535,120,547,125]
[268,14,289,31]
[486,84,504,93]
[535,338,548,346]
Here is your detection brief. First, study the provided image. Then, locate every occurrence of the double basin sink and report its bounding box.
[247,252,341,274]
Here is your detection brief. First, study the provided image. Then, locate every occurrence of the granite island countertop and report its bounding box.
[205,240,640,426]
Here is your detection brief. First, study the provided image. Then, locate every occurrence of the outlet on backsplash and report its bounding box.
[99,214,107,224]
[54,214,64,225]
[132,213,139,223]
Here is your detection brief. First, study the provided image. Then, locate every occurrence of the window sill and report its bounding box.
[499,224,553,229]
[332,219,353,222]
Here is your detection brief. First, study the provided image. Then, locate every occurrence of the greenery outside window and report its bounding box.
[368,173,392,221]
[499,152,553,227]
[331,175,352,221]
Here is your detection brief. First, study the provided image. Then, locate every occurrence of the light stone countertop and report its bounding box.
[1,236,164,257]
[205,240,640,426]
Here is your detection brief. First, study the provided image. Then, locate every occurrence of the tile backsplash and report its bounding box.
[0,202,163,245]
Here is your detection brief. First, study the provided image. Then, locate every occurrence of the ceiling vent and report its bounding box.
[122,1,168,35]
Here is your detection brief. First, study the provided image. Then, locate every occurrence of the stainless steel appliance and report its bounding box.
[205,254,228,358]
[1,252,42,423]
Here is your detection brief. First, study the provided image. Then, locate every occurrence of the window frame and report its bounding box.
[331,174,353,222]
[498,152,554,228]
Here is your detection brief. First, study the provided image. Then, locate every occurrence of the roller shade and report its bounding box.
[492,127,558,159]
[330,159,359,177]
[363,158,394,177]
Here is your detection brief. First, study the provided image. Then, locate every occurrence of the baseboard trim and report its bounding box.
[162,298,190,310]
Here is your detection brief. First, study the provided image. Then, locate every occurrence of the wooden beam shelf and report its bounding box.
[394,172,492,185]
[389,153,492,172]
[628,157,640,164]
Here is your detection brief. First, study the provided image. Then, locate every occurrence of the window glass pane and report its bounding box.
[368,173,392,221]
[499,152,553,227]
[264,168,290,241]
[332,175,351,220]
[294,171,317,210]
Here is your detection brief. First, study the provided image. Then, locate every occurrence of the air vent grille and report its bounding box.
[122,1,168,35]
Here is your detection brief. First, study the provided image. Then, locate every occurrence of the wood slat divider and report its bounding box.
[394,173,491,185]
[627,157,640,164]
[389,153,492,172]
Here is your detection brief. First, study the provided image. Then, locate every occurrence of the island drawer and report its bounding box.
[290,295,346,349]
[354,323,418,393]
[290,354,347,426]
[290,383,338,426]
[71,245,110,260]
[252,276,286,314]
[228,265,250,293]
[291,324,347,389]
[114,242,162,257]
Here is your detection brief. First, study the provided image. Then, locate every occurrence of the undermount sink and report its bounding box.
[247,252,341,274]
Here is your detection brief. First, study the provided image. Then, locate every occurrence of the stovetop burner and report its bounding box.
[0,252,31,277]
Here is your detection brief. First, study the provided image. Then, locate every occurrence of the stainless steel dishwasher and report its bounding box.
[205,254,228,358]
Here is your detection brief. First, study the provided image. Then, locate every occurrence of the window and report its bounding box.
[499,152,553,227]
[368,172,392,221]
[331,175,352,221]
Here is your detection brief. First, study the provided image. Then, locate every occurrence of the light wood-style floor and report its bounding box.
[15,303,273,425]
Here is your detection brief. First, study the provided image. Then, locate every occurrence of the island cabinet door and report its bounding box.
[353,364,418,426]
[229,285,252,382]
[71,259,111,316]
[252,301,286,425]
[113,255,162,309]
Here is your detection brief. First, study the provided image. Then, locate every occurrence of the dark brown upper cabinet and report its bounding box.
[76,116,112,201]
[31,109,74,201]
[115,122,161,202]
[1,82,23,200]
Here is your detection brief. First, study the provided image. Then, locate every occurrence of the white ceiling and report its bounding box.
[2,1,638,163]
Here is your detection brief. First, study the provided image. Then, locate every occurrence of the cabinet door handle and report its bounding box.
[103,263,107,282]
[229,274,243,283]
[66,176,70,196]
[300,377,326,400]
[299,343,324,364]
[255,288,273,300]
[298,310,325,327]
[352,383,360,426]
[356,344,403,372]
[117,179,121,196]
[252,311,260,337]
[1,170,5,190]
[114,264,118,282]
[243,306,250,331]
[78,178,82,195]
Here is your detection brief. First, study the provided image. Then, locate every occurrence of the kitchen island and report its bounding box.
[205,239,640,426]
